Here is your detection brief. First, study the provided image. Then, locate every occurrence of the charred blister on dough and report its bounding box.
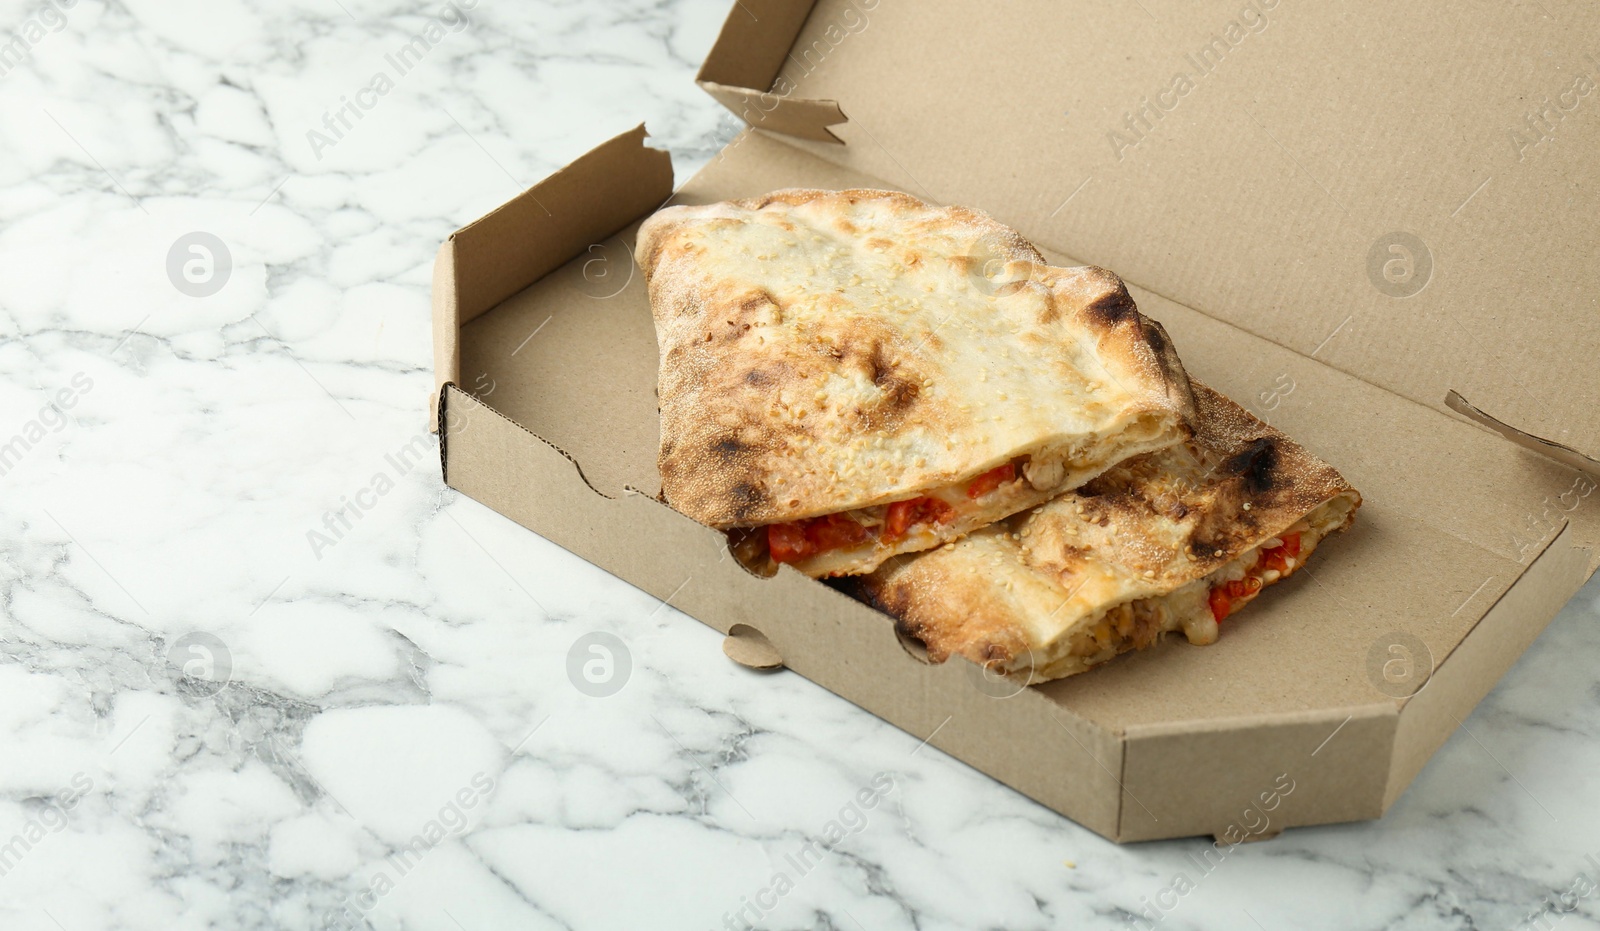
[1081,282,1140,328]
[1223,437,1281,495]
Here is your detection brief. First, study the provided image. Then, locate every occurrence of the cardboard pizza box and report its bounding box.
[429,0,1600,842]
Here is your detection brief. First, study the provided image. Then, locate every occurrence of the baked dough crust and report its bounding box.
[637,188,1196,574]
[859,381,1361,681]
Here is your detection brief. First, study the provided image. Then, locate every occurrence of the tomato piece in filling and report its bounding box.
[966,462,1017,499]
[767,513,871,564]
[766,523,811,564]
[883,496,957,541]
[1258,532,1303,574]
[1209,577,1264,622]
[805,513,869,552]
[1207,587,1231,623]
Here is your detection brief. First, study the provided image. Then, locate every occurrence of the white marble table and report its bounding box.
[2,1,1598,928]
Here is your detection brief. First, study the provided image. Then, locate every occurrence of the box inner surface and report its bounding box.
[458,128,1598,733]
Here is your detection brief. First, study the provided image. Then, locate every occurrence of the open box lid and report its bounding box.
[697,0,1600,473]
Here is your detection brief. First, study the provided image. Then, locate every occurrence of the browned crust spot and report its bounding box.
[1222,437,1280,495]
[1081,281,1139,327]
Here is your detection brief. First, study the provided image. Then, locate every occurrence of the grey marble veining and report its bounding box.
[1,1,1598,929]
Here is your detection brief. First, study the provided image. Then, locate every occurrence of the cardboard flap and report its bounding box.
[732,0,1600,464]
[696,0,848,141]
[699,80,847,143]
[1446,391,1600,481]
[430,239,459,427]
[430,124,673,429]
[722,623,785,669]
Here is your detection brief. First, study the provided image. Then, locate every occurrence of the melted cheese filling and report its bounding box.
[1020,495,1356,681]
[754,418,1172,578]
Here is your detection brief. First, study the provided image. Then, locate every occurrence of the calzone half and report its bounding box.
[636,188,1196,577]
[859,382,1361,682]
